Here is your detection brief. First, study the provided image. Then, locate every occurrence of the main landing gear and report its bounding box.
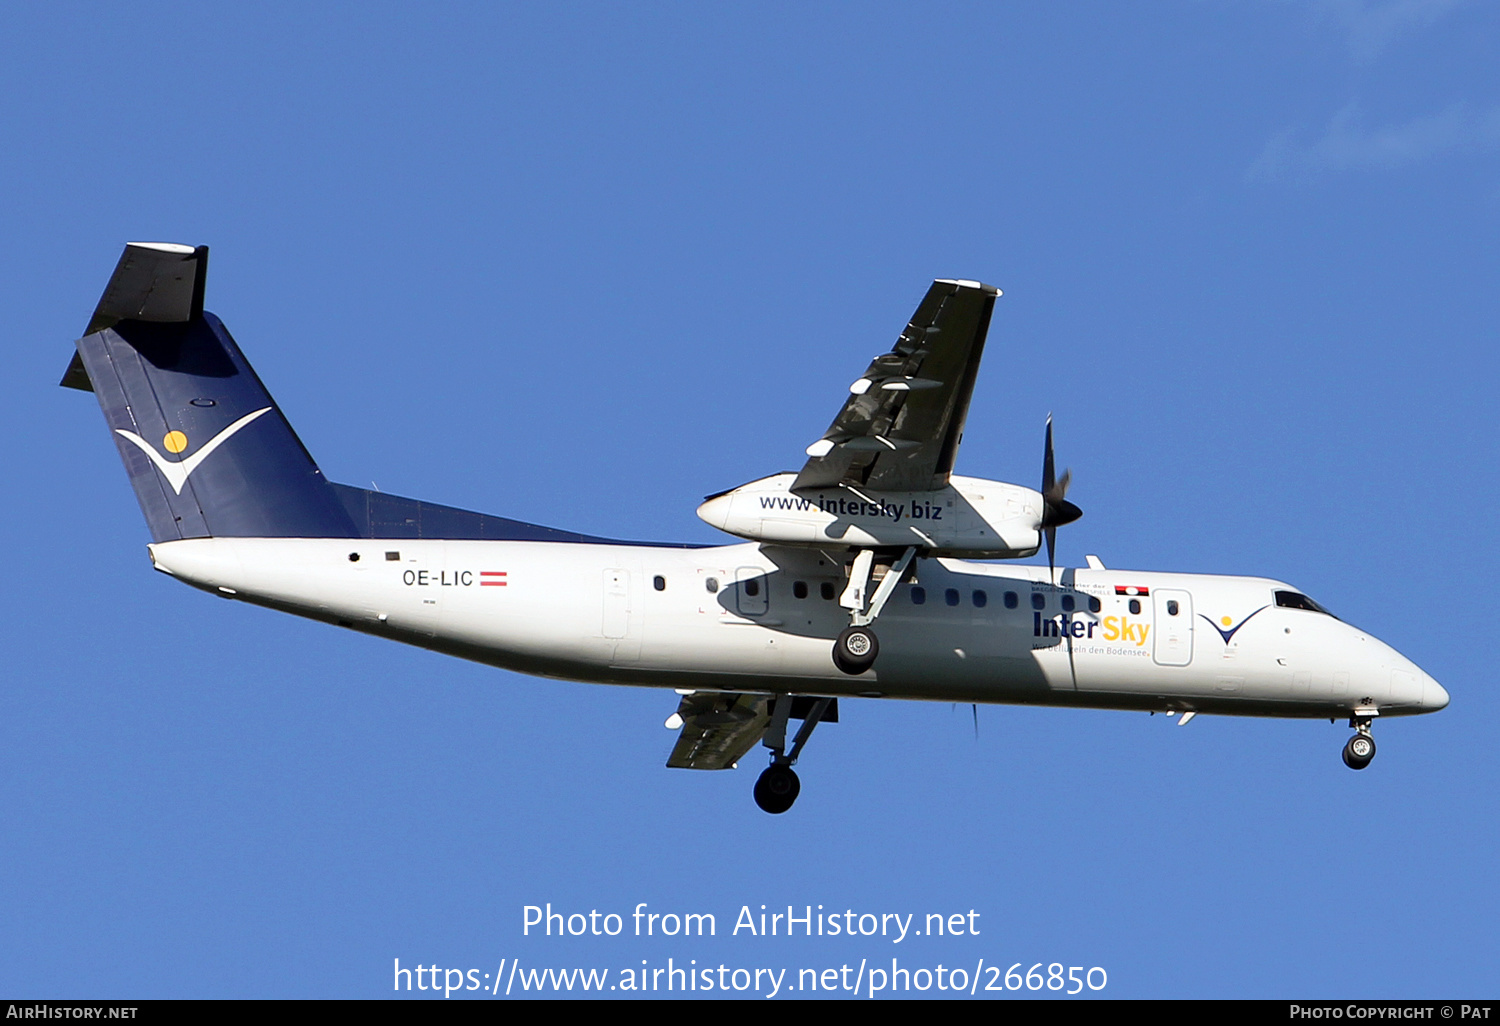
[754,696,834,814]
[831,546,916,676]
[833,626,878,674]
[753,764,800,814]
[1342,710,1378,770]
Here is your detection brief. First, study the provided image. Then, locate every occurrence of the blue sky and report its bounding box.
[3,1,1496,999]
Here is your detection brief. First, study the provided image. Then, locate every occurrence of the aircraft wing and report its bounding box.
[665,692,772,770]
[793,279,1000,493]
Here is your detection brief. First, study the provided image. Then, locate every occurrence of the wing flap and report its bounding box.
[665,692,772,770]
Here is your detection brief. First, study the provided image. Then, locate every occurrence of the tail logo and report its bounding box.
[115,407,273,495]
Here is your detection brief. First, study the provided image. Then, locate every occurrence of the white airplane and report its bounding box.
[64,243,1448,813]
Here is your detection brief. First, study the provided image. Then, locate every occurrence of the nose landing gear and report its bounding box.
[1342,710,1377,770]
[753,764,800,814]
[1342,733,1376,769]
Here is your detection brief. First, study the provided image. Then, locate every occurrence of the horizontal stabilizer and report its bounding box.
[63,243,208,391]
[65,243,361,542]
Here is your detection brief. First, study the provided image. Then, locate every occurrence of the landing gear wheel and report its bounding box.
[832,626,879,675]
[753,765,801,814]
[1342,733,1376,770]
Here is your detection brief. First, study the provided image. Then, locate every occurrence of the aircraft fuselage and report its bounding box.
[148,537,1446,719]
[64,249,1448,808]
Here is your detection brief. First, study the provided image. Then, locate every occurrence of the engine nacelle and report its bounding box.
[696,473,1043,557]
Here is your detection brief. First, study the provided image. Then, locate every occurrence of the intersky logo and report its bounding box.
[1199,605,1269,645]
[115,407,272,495]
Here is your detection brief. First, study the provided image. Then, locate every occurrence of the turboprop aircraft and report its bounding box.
[63,243,1448,813]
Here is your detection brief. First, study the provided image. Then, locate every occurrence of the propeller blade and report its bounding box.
[1042,415,1056,496]
[1045,467,1071,506]
[1039,416,1082,583]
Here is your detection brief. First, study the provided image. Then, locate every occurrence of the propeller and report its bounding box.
[1040,415,1082,583]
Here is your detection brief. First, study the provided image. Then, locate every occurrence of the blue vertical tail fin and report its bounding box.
[63,243,360,542]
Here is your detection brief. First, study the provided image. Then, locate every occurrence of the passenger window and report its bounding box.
[653,575,666,591]
[1129,598,1141,614]
[745,579,760,597]
[1031,593,1046,610]
[1089,596,1101,613]
[1167,599,1179,616]
[945,589,960,607]
[1004,591,1018,609]
[911,586,926,605]
[705,577,719,594]
[1061,595,1075,612]
[820,582,835,601]
[973,590,987,608]
[793,580,808,599]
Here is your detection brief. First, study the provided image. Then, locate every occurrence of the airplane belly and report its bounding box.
[1037,642,1197,696]
[857,612,1042,700]
[435,548,637,669]
[638,619,789,676]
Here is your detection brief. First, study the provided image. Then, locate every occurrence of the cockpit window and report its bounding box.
[1275,590,1336,618]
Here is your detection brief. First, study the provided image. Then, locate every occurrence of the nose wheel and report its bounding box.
[1342,714,1376,770]
[1342,733,1376,770]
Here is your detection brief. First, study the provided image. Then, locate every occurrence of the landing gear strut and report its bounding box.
[1342,712,1377,770]
[753,696,832,814]
[831,546,916,675]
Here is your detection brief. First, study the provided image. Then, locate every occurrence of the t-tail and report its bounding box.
[65,243,619,547]
[62,243,360,542]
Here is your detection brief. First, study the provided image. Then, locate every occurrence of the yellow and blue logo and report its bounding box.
[1199,605,1268,645]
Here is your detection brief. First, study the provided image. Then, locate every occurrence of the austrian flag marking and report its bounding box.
[1114,585,1150,596]
[480,571,508,587]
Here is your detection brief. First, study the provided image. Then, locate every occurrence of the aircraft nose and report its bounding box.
[1422,673,1450,711]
